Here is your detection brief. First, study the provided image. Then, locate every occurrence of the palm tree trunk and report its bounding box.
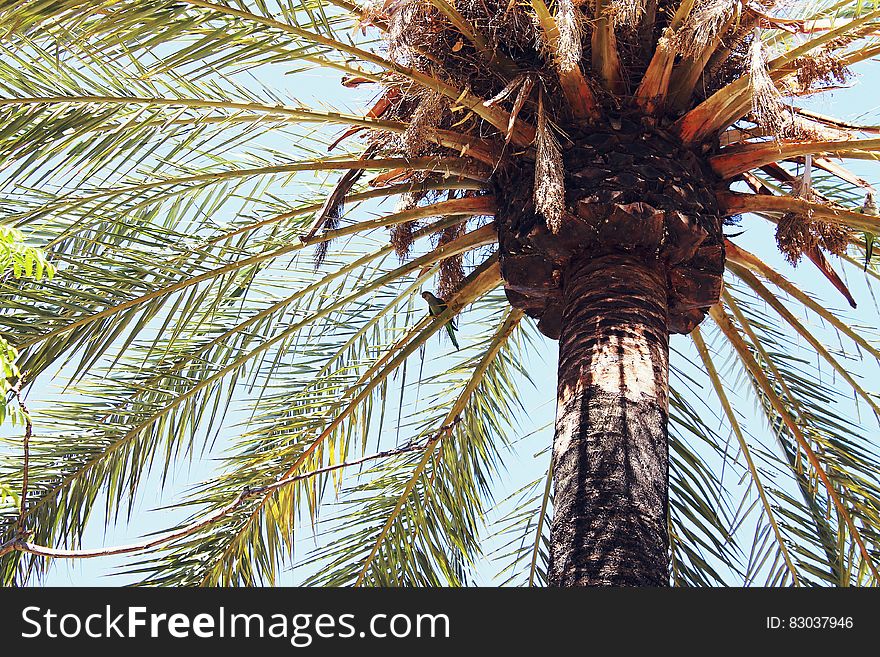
[548,252,670,587]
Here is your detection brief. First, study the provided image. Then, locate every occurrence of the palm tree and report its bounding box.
[1,0,879,587]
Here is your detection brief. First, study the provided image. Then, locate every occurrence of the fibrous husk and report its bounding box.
[748,30,785,138]
[436,222,467,298]
[609,0,646,28]
[533,95,565,233]
[387,0,432,64]
[401,91,448,156]
[555,0,584,73]
[671,0,739,58]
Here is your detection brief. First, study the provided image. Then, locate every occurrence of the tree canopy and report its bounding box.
[1,0,880,587]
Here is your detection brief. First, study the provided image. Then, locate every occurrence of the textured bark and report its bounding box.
[548,253,670,587]
[490,116,723,587]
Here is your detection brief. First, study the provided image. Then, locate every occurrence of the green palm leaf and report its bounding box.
[1,0,879,587]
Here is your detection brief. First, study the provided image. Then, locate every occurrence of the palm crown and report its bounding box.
[1,0,880,586]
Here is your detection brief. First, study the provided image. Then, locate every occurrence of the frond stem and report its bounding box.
[354,305,521,586]
[717,191,880,233]
[528,463,553,587]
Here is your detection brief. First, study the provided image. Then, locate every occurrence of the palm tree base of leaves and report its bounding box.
[493,117,726,341]
[550,253,671,586]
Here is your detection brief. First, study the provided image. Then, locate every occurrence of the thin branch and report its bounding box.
[0,438,439,560]
[753,12,880,37]
[8,385,31,534]
[795,108,880,135]
[721,290,844,582]
[0,95,383,122]
[33,156,487,241]
[205,179,485,246]
[0,96,498,166]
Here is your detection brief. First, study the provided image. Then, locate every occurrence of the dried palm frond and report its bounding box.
[748,29,786,138]
[533,94,565,233]
[672,0,740,58]
[555,0,584,73]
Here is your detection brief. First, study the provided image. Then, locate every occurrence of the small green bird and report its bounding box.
[861,192,878,271]
[421,290,460,350]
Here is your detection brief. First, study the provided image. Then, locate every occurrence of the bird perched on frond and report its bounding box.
[861,191,878,271]
[421,290,459,350]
